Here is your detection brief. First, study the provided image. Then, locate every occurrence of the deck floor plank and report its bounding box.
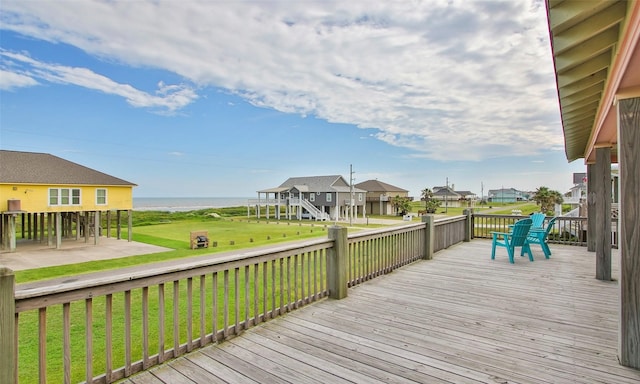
[127,241,640,384]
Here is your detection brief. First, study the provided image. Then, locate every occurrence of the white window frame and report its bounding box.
[309,193,315,202]
[49,188,81,206]
[358,193,363,202]
[96,188,107,205]
[326,193,332,202]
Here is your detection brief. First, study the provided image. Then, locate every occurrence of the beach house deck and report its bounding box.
[2,212,638,384]
[119,240,637,384]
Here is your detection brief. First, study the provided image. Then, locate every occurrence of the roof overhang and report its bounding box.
[546,0,640,164]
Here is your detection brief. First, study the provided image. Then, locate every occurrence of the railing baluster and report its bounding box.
[199,275,205,347]
[63,303,71,384]
[271,260,276,319]
[279,258,284,316]
[85,298,93,384]
[186,278,193,352]
[223,270,229,339]
[142,286,149,369]
[38,307,46,384]
[293,254,298,309]
[157,283,165,363]
[124,290,131,376]
[105,295,112,383]
[212,272,218,343]
[172,280,179,358]
[234,268,239,335]
[254,263,260,325]
[244,265,250,330]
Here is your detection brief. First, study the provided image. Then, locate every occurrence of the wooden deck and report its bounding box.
[123,240,640,384]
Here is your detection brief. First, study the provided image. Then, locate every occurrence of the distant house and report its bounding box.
[431,186,477,208]
[487,187,529,203]
[0,150,136,252]
[252,175,366,221]
[354,179,410,216]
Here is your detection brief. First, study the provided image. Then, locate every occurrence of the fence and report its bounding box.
[472,213,618,248]
[1,215,469,384]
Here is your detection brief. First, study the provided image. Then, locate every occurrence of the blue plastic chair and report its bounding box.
[491,218,533,264]
[530,212,546,229]
[526,217,557,259]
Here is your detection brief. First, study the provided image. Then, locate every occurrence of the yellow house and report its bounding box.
[0,150,136,252]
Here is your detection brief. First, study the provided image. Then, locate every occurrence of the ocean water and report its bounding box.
[133,197,251,212]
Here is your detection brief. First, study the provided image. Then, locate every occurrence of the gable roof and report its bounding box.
[355,179,408,193]
[0,150,136,186]
[273,175,365,193]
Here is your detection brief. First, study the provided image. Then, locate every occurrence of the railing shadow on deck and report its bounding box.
[1,211,603,383]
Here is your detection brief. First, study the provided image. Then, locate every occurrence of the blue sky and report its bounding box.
[0,0,585,198]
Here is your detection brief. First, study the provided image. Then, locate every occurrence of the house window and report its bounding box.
[96,189,107,205]
[309,193,315,202]
[326,193,332,202]
[49,189,59,205]
[49,188,81,206]
[358,193,363,202]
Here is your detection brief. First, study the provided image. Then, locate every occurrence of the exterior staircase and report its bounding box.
[300,199,330,221]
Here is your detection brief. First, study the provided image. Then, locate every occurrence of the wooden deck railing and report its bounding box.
[1,216,470,384]
[0,213,491,383]
[471,214,618,248]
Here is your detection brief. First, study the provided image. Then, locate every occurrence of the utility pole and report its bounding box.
[445,177,449,213]
[349,164,355,226]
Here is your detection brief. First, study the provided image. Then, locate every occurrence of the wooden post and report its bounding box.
[127,210,133,242]
[94,211,100,245]
[587,164,596,252]
[595,146,612,281]
[106,211,111,238]
[55,212,62,249]
[116,210,122,240]
[463,209,472,242]
[47,212,54,247]
[7,214,16,252]
[422,215,434,260]
[0,267,16,384]
[618,96,640,369]
[327,226,348,299]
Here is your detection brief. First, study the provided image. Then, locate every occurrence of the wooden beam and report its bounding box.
[618,97,640,368]
[594,147,611,281]
[587,164,596,252]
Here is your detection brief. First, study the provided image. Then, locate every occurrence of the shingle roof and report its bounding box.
[0,150,136,186]
[355,179,408,193]
[277,175,365,193]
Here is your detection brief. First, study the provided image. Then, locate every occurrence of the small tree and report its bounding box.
[421,188,441,213]
[532,186,564,215]
[391,195,412,216]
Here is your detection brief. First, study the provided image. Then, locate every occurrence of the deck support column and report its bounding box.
[55,212,62,249]
[327,226,348,299]
[587,164,596,251]
[618,96,640,369]
[594,146,612,281]
[94,211,100,245]
[127,210,133,242]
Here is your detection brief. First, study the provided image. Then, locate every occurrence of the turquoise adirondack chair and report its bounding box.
[530,212,546,229]
[491,218,533,264]
[526,217,557,259]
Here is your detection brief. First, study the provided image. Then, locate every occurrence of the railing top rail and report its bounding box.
[15,237,333,303]
[433,215,467,225]
[347,222,425,241]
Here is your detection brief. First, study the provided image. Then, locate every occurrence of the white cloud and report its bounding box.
[0,0,561,160]
[0,50,197,112]
[0,69,37,90]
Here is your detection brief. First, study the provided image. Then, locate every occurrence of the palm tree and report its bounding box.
[421,188,440,213]
[533,186,564,214]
